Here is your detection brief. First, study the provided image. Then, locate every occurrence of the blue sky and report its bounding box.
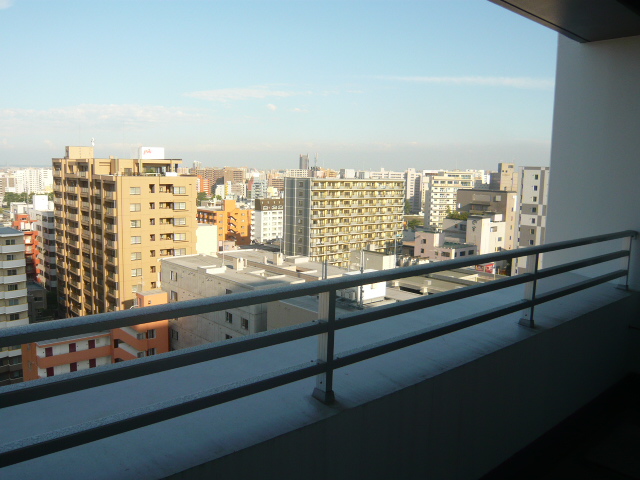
[0,0,558,170]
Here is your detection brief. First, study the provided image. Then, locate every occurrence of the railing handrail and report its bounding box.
[0,230,634,348]
[0,230,635,469]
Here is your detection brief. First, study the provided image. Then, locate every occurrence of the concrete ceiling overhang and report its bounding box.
[487,0,640,42]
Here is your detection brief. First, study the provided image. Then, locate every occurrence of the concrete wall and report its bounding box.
[544,35,640,289]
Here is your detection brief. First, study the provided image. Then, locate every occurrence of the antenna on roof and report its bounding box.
[91,138,95,147]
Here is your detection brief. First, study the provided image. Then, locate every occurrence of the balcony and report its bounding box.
[0,231,638,478]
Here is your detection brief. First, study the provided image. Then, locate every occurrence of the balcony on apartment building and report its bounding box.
[2,1,640,479]
[0,228,638,479]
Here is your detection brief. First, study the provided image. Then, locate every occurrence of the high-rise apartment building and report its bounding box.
[518,166,550,248]
[0,227,28,386]
[53,146,197,316]
[423,171,474,229]
[252,198,284,243]
[283,177,404,267]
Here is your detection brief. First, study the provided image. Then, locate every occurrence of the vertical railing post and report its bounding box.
[519,253,540,328]
[618,233,635,291]
[313,289,336,404]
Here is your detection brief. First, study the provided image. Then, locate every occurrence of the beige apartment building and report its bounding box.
[53,146,197,316]
[283,177,405,268]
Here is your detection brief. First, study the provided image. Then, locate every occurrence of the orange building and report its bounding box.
[197,199,251,248]
[22,290,169,381]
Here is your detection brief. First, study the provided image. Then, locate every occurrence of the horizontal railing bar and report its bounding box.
[333,300,532,370]
[0,320,326,409]
[1,230,635,347]
[0,361,325,469]
[335,273,534,330]
[534,270,628,305]
[534,250,629,281]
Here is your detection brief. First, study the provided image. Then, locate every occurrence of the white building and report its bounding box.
[252,198,284,243]
[0,227,28,386]
[11,168,53,194]
[423,171,474,228]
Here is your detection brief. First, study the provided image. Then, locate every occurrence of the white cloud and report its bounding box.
[266,104,277,111]
[0,0,14,10]
[379,75,554,90]
[0,104,207,130]
[185,85,306,102]
[291,107,308,113]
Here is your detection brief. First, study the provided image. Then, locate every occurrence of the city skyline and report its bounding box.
[0,0,557,170]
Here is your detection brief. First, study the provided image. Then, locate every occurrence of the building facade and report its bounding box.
[252,198,284,243]
[53,146,197,316]
[197,199,251,248]
[283,177,404,267]
[0,227,29,386]
[456,188,519,251]
[21,290,170,381]
[423,171,474,229]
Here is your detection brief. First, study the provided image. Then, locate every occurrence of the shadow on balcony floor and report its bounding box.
[482,373,640,480]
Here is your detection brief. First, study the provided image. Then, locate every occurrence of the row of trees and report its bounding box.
[2,192,54,206]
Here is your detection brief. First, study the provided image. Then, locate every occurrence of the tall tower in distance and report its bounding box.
[299,154,310,170]
[53,146,197,317]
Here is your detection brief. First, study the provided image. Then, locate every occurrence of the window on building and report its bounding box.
[174,202,186,210]
[9,313,19,321]
[170,290,178,301]
[173,186,186,194]
[225,312,233,323]
[241,318,249,330]
[225,334,233,340]
[130,220,141,228]
[46,367,54,377]
[459,251,466,257]
[170,329,179,341]
[131,236,141,244]
[7,269,17,276]
[149,202,156,209]
[8,298,19,306]
[130,187,141,195]
[174,217,187,225]
[6,254,14,261]
[533,185,538,191]
[150,266,156,273]
[147,329,156,339]
[130,203,141,212]
[131,252,142,261]
[88,339,96,349]
[45,347,53,357]
[147,348,156,356]
[531,219,536,224]
[174,233,186,241]
[70,362,78,372]
[150,250,156,257]
[529,240,535,245]
[89,358,96,368]
[532,196,538,202]
[170,271,177,281]
[174,248,186,256]
[5,239,16,245]
[534,174,539,180]
[131,268,142,277]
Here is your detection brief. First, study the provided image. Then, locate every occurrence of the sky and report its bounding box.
[0,0,558,171]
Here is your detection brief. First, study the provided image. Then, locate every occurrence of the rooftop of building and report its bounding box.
[0,227,22,236]
[163,251,350,281]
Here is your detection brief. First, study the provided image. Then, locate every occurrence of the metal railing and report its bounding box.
[0,230,635,468]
